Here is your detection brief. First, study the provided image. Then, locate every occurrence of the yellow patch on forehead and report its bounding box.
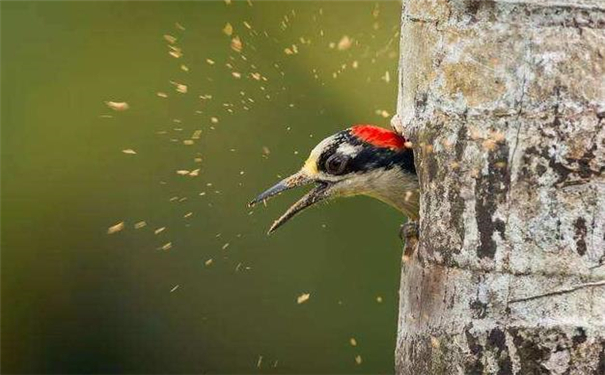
[302,156,318,175]
[301,133,337,176]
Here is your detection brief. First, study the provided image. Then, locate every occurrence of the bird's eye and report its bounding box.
[325,154,349,175]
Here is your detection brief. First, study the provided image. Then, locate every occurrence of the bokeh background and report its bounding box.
[1,1,406,373]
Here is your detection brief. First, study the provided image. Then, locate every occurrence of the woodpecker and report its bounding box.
[250,125,419,235]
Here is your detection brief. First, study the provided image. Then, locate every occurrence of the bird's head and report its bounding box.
[249,125,418,234]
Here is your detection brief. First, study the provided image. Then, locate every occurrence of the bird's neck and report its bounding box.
[364,167,420,220]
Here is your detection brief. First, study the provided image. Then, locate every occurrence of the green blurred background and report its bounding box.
[1,1,405,373]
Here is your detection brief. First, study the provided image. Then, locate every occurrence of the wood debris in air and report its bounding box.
[134,221,147,229]
[107,221,125,234]
[297,293,310,304]
[223,23,233,36]
[105,101,129,111]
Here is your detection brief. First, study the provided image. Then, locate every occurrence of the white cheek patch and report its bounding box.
[337,143,362,157]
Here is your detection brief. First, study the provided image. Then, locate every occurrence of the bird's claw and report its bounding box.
[399,221,419,262]
[399,221,419,241]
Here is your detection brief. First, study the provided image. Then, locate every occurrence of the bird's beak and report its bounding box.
[249,171,330,234]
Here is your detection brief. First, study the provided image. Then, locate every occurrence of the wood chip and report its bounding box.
[107,221,125,234]
[297,293,310,304]
[223,23,233,36]
[376,109,390,118]
[175,83,187,93]
[382,71,391,83]
[134,221,147,229]
[337,35,352,51]
[163,34,177,44]
[231,36,243,52]
[105,101,129,111]
[169,49,182,59]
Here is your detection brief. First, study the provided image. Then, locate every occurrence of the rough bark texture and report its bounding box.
[394,1,605,374]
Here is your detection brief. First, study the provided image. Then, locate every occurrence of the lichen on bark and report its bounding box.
[394,1,605,374]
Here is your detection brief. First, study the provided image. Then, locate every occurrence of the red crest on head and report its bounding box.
[350,125,407,150]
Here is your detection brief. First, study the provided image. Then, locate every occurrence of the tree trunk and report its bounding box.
[393,1,605,374]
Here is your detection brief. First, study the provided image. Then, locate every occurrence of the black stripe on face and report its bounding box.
[316,131,355,174]
[316,130,415,176]
[350,145,415,174]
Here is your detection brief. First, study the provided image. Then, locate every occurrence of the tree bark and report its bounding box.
[393,1,605,374]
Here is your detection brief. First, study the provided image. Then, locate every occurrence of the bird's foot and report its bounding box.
[399,221,419,241]
[399,221,419,262]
